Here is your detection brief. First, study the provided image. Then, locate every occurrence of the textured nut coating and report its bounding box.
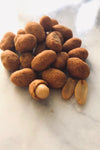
[25,21,45,43]
[0,32,15,51]
[40,15,52,31]
[67,58,90,79]
[31,50,56,71]
[34,42,46,56]
[42,68,67,88]
[51,19,58,26]
[14,34,37,52]
[68,48,88,60]
[20,52,34,68]
[29,79,49,100]
[54,31,64,44]
[52,52,68,70]
[46,31,62,52]
[52,25,73,41]
[10,68,36,87]
[17,29,26,34]
[63,37,82,52]
[1,50,20,71]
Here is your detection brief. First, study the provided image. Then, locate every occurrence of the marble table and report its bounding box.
[0,0,100,149]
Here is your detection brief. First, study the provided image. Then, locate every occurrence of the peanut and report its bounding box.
[67,58,90,79]
[62,78,77,100]
[75,80,88,104]
[29,79,49,100]
[63,37,82,52]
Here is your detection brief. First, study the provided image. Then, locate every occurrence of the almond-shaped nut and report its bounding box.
[29,79,49,100]
[34,42,46,56]
[46,31,62,52]
[10,68,36,87]
[20,52,34,68]
[67,58,90,79]
[0,32,15,51]
[75,80,88,105]
[51,19,58,26]
[68,48,88,61]
[42,68,67,88]
[25,21,45,43]
[1,50,20,71]
[40,15,52,31]
[52,52,68,70]
[62,78,77,100]
[14,34,37,52]
[63,37,82,52]
[52,24,73,41]
[31,50,56,71]
[17,29,26,34]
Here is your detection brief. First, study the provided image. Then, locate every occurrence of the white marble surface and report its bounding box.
[0,0,100,150]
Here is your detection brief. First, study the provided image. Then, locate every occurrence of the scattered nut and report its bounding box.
[68,48,88,60]
[67,57,90,79]
[25,21,45,43]
[62,78,77,100]
[31,50,56,71]
[75,80,88,105]
[0,32,15,51]
[42,68,67,88]
[29,79,49,100]
[52,52,68,70]
[14,34,37,52]
[46,31,62,52]
[52,24,73,41]
[10,68,36,87]
[40,15,52,31]
[20,52,34,68]
[1,50,20,71]
[63,37,82,52]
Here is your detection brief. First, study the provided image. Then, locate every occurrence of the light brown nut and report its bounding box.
[68,48,88,61]
[51,19,58,26]
[10,68,36,87]
[17,29,26,34]
[67,58,90,79]
[25,21,45,43]
[75,80,88,105]
[0,32,15,51]
[52,52,68,70]
[61,78,77,100]
[52,25,73,41]
[29,79,49,100]
[14,34,37,52]
[42,68,67,88]
[34,42,46,56]
[40,15,52,31]
[1,50,20,71]
[46,31,62,52]
[31,50,56,71]
[20,52,34,68]
[63,37,82,52]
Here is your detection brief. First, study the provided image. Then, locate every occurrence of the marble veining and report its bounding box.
[0,0,100,150]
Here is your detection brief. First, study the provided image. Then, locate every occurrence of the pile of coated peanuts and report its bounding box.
[0,16,90,104]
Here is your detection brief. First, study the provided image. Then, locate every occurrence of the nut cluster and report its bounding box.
[0,15,90,104]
